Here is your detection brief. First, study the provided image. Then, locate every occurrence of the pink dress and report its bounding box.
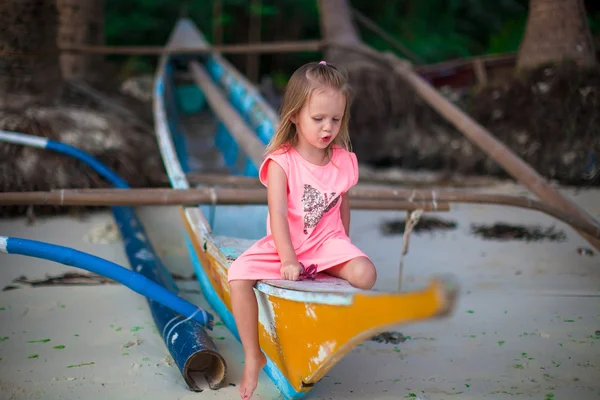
[227,145,369,282]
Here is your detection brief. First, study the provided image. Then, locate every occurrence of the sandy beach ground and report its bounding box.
[1,182,599,400]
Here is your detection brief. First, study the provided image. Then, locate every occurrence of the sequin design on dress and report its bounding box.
[301,184,340,234]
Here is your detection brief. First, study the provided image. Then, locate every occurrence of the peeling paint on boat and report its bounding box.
[310,341,336,366]
[219,247,239,260]
[256,291,277,340]
[305,304,317,320]
[134,249,154,261]
[255,282,354,306]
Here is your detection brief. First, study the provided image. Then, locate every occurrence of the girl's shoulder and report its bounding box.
[331,145,359,186]
[331,145,358,166]
[259,145,293,186]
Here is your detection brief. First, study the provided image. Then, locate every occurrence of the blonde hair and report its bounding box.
[264,61,353,157]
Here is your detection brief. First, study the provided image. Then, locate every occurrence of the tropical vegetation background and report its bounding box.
[105,0,600,83]
[1,0,599,211]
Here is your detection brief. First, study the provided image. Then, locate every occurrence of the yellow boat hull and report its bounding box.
[181,207,457,399]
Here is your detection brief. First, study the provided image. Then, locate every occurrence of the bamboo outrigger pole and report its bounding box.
[317,45,600,250]
[0,188,449,212]
[58,40,325,55]
[385,52,600,251]
[1,187,599,240]
[316,44,600,251]
[312,35,600,251]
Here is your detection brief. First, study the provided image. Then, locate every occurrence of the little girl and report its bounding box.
[227,61,377,399]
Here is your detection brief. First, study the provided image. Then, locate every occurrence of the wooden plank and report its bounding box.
[188,61,266,169]
[472,58,488,86]
[415,52,517,75]
[415,48,600,80]
[56,40,324,56]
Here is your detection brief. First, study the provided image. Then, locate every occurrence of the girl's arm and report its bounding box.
[341,192,350,236]
[266,160,297,264]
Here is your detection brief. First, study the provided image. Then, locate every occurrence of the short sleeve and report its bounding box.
[258,150,289,186]
[348,151,359,187]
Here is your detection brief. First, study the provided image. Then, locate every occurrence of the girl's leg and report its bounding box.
[326,256,377,290]
[229,279,266,399]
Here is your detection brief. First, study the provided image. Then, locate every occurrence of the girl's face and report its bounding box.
[291,86,346,151]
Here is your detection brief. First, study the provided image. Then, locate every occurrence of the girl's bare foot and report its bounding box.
[239,352,267,399]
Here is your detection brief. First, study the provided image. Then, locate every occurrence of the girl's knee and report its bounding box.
[229,279,257,292]
[349,258,377,290]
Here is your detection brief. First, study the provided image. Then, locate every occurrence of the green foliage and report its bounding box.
[104,0,597,78]
[487,16,527,54]
[249,3,277,16]
[353,0,528,62]
[589,12,600,35]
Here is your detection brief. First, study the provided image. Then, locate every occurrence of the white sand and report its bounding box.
[1,182,599,400]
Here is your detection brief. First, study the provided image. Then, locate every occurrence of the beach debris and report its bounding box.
[122,338,143,349]
[470,223,567,242]
[13,272,117,287]
[67,362,95,368]
[157,356,174,367]
[380,216,457,235]
[404,393,425,399]
[577,247,594,256]
[369,331,408,344]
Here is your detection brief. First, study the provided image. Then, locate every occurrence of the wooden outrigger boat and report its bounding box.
[414,48,600,90]
[152,18,458,399]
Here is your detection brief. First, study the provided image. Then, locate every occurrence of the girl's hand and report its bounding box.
[280,261,303,281]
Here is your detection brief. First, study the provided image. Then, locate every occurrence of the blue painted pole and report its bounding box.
[0,130,227,391]
[0,236,212,328]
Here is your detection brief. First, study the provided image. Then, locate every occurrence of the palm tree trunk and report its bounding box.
[517,0,596,69]
[246,0,262,83]
[318,0,362,63]
[0,0,63,109]
[317,0,420,164]
[57,0,105,82]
